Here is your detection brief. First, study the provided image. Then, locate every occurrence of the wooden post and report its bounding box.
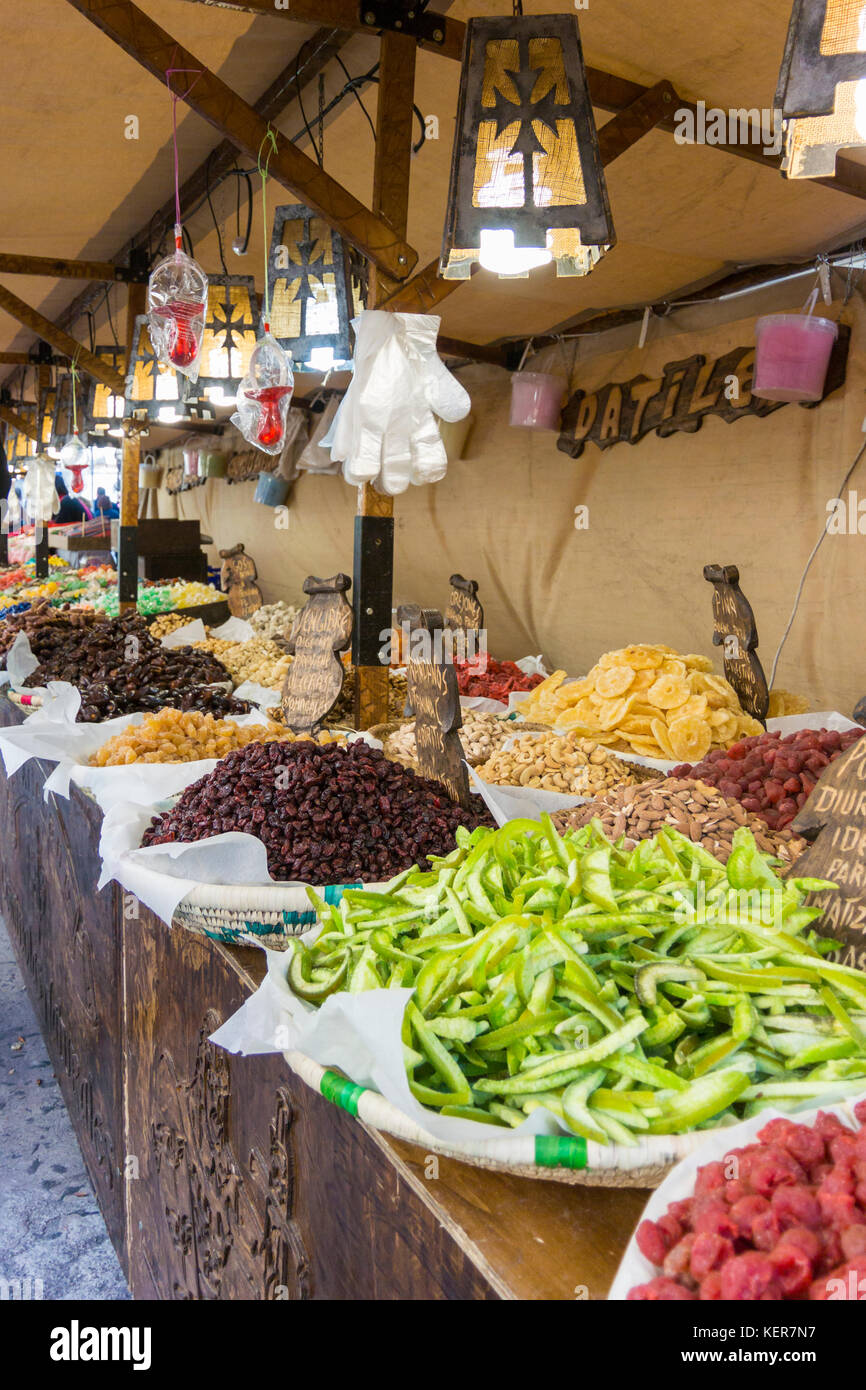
[119,282,146,613]
[34,364,51,578]
[353,32,416,729]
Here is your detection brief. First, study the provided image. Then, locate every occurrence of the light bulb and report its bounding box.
[479,230,552,278]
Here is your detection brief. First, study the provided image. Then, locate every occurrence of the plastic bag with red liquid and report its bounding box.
[147,246,208,383]
[231,333,294,455]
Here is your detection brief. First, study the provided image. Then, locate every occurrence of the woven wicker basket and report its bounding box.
[282,1048,706,1187]
[171,879,363,950]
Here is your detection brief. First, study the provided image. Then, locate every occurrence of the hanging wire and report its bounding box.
[164,66,203,240]
[257,126,279,329]
[205,148,229,276]
[769,437,866,689]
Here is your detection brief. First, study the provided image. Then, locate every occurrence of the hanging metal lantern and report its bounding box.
[124,315,215,425]
[440,14,615,280]
[83,346,127,440]
[195,274,261,404]
[4,402,39,469]
[777,0,866,178]
[267,204,357,369]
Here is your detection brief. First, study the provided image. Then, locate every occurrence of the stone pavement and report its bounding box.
[0,916,130,1301]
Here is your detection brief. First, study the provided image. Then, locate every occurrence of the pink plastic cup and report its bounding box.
[753,313,838,403]
[509,371,565,430]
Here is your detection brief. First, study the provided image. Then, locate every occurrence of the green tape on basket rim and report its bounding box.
[320,1069,365,1116]
[534,1134,588,1170]
[323,882,362,905]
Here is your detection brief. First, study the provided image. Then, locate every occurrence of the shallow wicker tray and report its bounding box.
[171,879,362,951]
[282,1048,708,1187]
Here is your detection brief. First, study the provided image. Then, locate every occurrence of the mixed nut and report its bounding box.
[554,777,806,864]
[476,731,654,795]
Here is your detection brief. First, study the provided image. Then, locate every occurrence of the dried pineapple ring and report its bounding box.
[676,693,709,720]
[683,654,714,673]
[737,713,766,737]
[626,737,666,758]
[593,664,635,698]
[703,673,740,701]
[713,712,740,743]
[593,696,633,730]
[620,645,664,670]
[667,714,713,763]
[647,674,690,709]
[660,658,687,678]
[650,717,677,759]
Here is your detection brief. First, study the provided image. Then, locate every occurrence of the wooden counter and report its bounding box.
[0,702,648,1299]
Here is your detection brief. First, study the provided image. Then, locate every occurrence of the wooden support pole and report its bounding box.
[118,282,146,613]
[353,32,416,729]
[0,283,126,393]
[34,365,51,578]
[65,0,418,281]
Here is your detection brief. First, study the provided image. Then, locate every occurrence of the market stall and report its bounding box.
[4,0,866,1315]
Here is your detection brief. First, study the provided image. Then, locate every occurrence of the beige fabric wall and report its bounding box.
[158,293,866,715]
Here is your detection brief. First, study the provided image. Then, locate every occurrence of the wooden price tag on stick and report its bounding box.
[281,574,353,734]
[445,574,483,643]
[704,563,769,722]
[219,543,263,618]
[791,737,866,971]
[399,604,471,809]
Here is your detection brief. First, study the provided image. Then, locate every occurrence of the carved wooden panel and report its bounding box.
[0,707,126,1255]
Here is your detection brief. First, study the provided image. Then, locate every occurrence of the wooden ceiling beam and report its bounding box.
[585,66,866,202]
[0,284,126,393]
[0,253,136,282]
[33,24,350,370]
[176,0,465,61]
[0,404,40,442]
[64,0,418,280]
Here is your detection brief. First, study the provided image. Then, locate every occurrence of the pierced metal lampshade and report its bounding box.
[83,347,127,440]
[124,316,214,425]
[777,0,866,178]
[267,204,357,368]
[196,274,261,402]
[441,13,614,279]
[5,403,38,468]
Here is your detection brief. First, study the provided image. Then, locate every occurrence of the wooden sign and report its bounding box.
[704,563,769,722]
[791,734,866,970]
[219,543,263,619]
[557,327,850,459]
[281,574,353,733]
[445,574,483,641]
[399,603,471,809]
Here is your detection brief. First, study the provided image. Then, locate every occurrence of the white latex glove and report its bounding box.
[328,310,471,494]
